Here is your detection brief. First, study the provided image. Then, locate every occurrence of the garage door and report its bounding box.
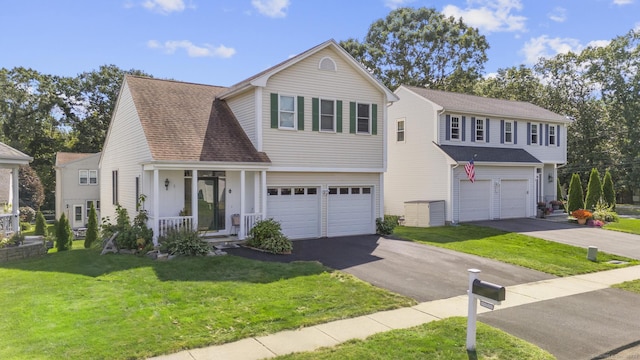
[328,186,373,237]
[459,180,491,222]
[500,180,528,219]
[267,187,320,239]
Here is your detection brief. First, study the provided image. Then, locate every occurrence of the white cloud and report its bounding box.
[384,0,414,9]
[548,7,566,23]
[251,0,290,18]
[613,0,634,5]
[142,0,186,14]
[586,40,611,48]
[442,0,526,34]
[147,40,236,58]
[521,35,582,64]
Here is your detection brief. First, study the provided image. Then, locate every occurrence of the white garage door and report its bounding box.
[459,180,491,222]
[328,186,373,237]
[267,187,320,239]
[500,180,528,219]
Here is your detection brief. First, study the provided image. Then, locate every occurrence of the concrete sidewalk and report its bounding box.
[149,265,640,360]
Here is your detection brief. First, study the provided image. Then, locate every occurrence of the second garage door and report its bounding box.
[459,180,491,222]
[500,180,528,219]
[328,186,373,237]
[267,187,320,239]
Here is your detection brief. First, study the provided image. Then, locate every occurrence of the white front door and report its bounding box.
[72,205,84,228]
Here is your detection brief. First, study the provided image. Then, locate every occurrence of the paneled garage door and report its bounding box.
[500,180,528,219]
[267,187,320,239]
[328,186,373,237]
[459,180,491,222]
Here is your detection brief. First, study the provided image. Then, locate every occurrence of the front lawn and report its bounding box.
[0,247,414,360]
[604,217,640,235]
[394,225,638,276]
[276,317,554,360]
[612,279,640,294]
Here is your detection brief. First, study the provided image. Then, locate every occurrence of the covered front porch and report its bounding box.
[142,164,269,245]
[0,142,33,238]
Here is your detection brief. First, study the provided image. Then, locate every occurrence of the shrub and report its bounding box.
[584,168,602,210]
[556,180,563,202]
[84,203,99,248]
[56,213,73,251]
[602,170,615,210]
[19,206,36,223]
[567,173,584,214]
[376,215,399,235]
[10,232,25,246]
[592,201,619,222]
[20,222,31,231]
[102,204,153,250]
[246,219,292,254]
[34,211,47,236]
[158,228,210,256]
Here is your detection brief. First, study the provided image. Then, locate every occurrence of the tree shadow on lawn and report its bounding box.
[0,247,331,283]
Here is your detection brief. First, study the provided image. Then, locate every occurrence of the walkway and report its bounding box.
[150,265,640,360]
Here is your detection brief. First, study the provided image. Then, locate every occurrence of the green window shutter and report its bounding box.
[312,98,319,131]
[349,102,356,134]
[270,93,278,129]
[297,96,304,130]
[336,100,343,133]
[372,104,378,135]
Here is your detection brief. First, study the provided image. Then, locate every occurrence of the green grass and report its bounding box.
[276,317,555,360]
[613,279,640,294]
[393,225,638,276]
[604,217,640,235]
[0,247,414,360]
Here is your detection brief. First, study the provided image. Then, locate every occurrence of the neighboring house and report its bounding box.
[385,86,570,223]
[55,152,101,229]
[100,39,398,243]
[0,142,33,235]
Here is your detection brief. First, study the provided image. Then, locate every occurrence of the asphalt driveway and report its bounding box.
[470,217,640,260]
[226,235,554,302]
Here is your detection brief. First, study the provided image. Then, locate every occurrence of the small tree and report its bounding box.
[584,168,602,210]
[567,173,584,213]
[56,213,73,251]
[34,210,47,236]
[602,170,616,210]
[84,202,99,248]
[556,180,563,201]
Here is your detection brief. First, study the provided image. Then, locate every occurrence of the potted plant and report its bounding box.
[571,209,593,225]
[550,200,563,211]
[537,201,547,209]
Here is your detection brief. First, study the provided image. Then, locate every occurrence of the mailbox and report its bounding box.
[472,279,505,303]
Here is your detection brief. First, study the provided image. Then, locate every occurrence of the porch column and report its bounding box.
[153,169,159,245]
[239,170,246,239]
[11,166,19,233]
[191,169,198,231]
[261,170,267,218]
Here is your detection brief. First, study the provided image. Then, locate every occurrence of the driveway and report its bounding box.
[225,235,554,302]
[471,217,640,260]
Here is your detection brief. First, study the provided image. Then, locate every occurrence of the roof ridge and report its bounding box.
[125,74,228,90]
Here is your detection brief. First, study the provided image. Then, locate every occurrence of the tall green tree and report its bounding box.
[84,202,99,248]
[56,213,73,251]
[34,210,47,236]
[602,170,616,209]
[340,7,489,92]
[584,168,602,210]
[474,65,544,103]
[567,173,584,213]
[18,164,44,210]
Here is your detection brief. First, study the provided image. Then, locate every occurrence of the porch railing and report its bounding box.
[242,213,262,238]
[156,216,194,239]
[0,214,14,237]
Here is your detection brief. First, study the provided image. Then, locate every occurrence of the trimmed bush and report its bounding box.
[34,211,47,236]
[158,228,210,256]
[56,213,73,251]
[592,201,619,223]
[246,219,292,254]
[567,173,584,214]
[84,202,99,248]
[376,215,399,235]
[584,168,602,210]
[602,170,615,210]
[556,179,563,201]
[19,206,35,223]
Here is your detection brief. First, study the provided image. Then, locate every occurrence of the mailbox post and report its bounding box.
[466,269,506,351]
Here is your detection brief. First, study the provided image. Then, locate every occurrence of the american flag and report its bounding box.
[465,159,475,183]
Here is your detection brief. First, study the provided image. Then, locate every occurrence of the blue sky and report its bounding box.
[1,0,639,87]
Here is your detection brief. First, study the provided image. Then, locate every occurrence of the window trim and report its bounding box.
[475,118,485,142]
[396,119,405,142]
[450,115,461,141]
[79,170,88,185]
[530,123,539,145]
[356,102,371,134]
[504,120,514,144]
[278,94,297,130]
[548,125,556,145]
[319,98,336,132]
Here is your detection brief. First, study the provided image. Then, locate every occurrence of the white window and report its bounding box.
[450,116,460,140]
[86,200,99,218]
[549,125,556,145]
[79,170,88,184]
[89,170,98,184]
[504,121,513,144]
[357,103,371,134]
[320,99,335,132]
[531,123,539,145]
[279,95,295,129]
[475,118,484,142]
[397,119,405,142]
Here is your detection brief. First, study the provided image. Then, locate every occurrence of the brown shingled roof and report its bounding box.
[55,152,99,166]
[125,76,270,163]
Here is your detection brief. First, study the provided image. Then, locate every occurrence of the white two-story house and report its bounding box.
[99,39,398,243]
[55,152,101,229]
[385,86,570,223]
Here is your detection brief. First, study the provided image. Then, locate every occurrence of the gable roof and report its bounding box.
[125,76,270,163]
[436,144,541,164]
[219,39,398,102]
[402,85,569,123]
[0,142,32,165]
[55,152,100,167]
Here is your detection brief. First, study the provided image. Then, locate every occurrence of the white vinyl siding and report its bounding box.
[261,47,385,169]
[225,89,257,148]
[55,153,101,222]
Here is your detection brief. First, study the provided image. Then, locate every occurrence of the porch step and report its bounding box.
[200,235,244,250]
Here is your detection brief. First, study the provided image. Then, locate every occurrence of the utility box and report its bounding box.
[403,200,445,227]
